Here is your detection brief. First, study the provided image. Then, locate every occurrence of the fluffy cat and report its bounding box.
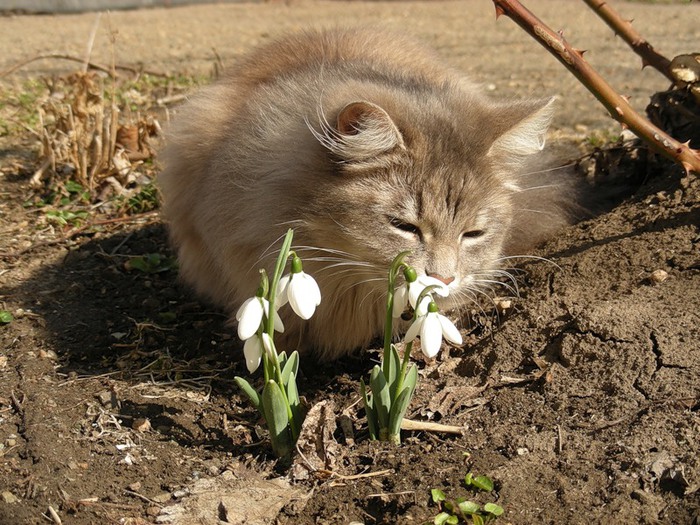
[159,28,578,360]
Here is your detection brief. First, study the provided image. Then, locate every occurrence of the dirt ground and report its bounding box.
[1,1,699,524]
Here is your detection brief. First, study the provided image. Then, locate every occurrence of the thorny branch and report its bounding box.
[492,0,700,175]
[582,0,673,81]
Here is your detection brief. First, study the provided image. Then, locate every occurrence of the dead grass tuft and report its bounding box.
[31,71,160,205]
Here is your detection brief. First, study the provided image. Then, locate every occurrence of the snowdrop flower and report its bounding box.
[393,269,450,318]
[236,295,284,341]
[404,301,462,359]
[243,336,263,373]
[276,256,321,320]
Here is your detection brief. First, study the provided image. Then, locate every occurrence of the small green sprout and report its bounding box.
[45,209,89,227]
[464,473,494,492]
[430,473,503,524]
[125,253,177,274]
[0,311,13,324]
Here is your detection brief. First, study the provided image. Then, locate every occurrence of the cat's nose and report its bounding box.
[426,272,455,285]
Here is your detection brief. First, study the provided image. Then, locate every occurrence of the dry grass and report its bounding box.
[31,71,160,204]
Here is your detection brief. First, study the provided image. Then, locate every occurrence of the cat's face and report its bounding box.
[297,96,554,307]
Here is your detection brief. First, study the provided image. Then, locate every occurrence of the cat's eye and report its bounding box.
[462,229,486,239]
[389,217,421,236]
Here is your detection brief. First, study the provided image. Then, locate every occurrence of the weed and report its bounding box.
[430,473,504,524]
[124,253,177,274]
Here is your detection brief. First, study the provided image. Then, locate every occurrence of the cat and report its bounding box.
[159,27,579,361]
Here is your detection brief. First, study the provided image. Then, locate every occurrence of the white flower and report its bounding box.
[243,333,275,373]
[243,336,263,373]
[393,273,450,318]
[235,296,284,341]
[276,257,321,320]
[404,301,462,358]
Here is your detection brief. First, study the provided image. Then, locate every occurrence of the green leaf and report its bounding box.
[234,376,261,410]
[281,351,299,386]
[262,380,293,458]
[286,371,303,428]
[483,503,504,516]
[0,310,13,324]
[430,489,446,504]
[404,362,418,393]
[64,180,85,194]
[388,383,412,436]
[360,379,379,440]
[457,500,481,515]
[126,253,176,274]
[384,344,401,395]
[434,512,457,525]
[157,311,177,324]
[471,514,484,525]
[370,366,390,431]
[471,475,494,492]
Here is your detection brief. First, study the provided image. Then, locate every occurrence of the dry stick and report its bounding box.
[582,0,673,81]
[83,13,102,74]
[0,54,168,80]
[492,0,700,175]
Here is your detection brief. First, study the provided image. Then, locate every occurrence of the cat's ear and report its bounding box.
[311,101,405,164]
[487,97,555,162]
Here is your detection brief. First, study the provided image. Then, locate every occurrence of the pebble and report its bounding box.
[1,491,19,504]
[650,269,669,284]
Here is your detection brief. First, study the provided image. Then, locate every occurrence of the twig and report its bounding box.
[47,506,62,525]
[400,418,464,435]
[582,0,673,81]
[0,211,160,260]
[0,53,168,80]
[83,13,102,74]
[492,0,700,175]
[123,489,164,507]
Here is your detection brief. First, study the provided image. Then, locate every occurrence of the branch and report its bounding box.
[582,0,673,82]
[0,53,169,80]
[493,0,700,175]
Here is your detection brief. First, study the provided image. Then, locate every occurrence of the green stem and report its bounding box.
[264,229,298,438]
[394,341,413,396]
[266,229,294,341]
[383,251,411,359]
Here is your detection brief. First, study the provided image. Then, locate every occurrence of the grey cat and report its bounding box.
[159,28,578,360]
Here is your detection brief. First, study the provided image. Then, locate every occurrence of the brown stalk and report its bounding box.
[492,0,700,175]
[582,0,673,81]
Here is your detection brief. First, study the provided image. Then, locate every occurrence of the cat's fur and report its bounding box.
[159,28,579,360]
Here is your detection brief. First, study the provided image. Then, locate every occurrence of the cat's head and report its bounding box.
[301,93,555,305]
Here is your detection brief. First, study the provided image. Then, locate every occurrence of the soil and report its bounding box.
[0,1,699,524]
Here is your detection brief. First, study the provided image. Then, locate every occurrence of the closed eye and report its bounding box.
[462,230,486,239]
[389,217,421,236]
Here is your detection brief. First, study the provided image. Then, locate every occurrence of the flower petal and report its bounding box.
[288,272,321,320]
[438,314,463,346]
[417,274,450,297]
[237,297,264,340]
[404,315,424,343]
[272,309,285,333]
[414,294,432,317]
[261,333,275,357]
[420,313,443,358]
[392,285,409,318]
[243,336,263,373]
[235,297,254,321]
[275,274,291,308]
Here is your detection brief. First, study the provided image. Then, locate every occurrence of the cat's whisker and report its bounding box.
[517,161,576,179]
[291,244,365,261]
[473,279,518,298]
[495,254,561,271]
